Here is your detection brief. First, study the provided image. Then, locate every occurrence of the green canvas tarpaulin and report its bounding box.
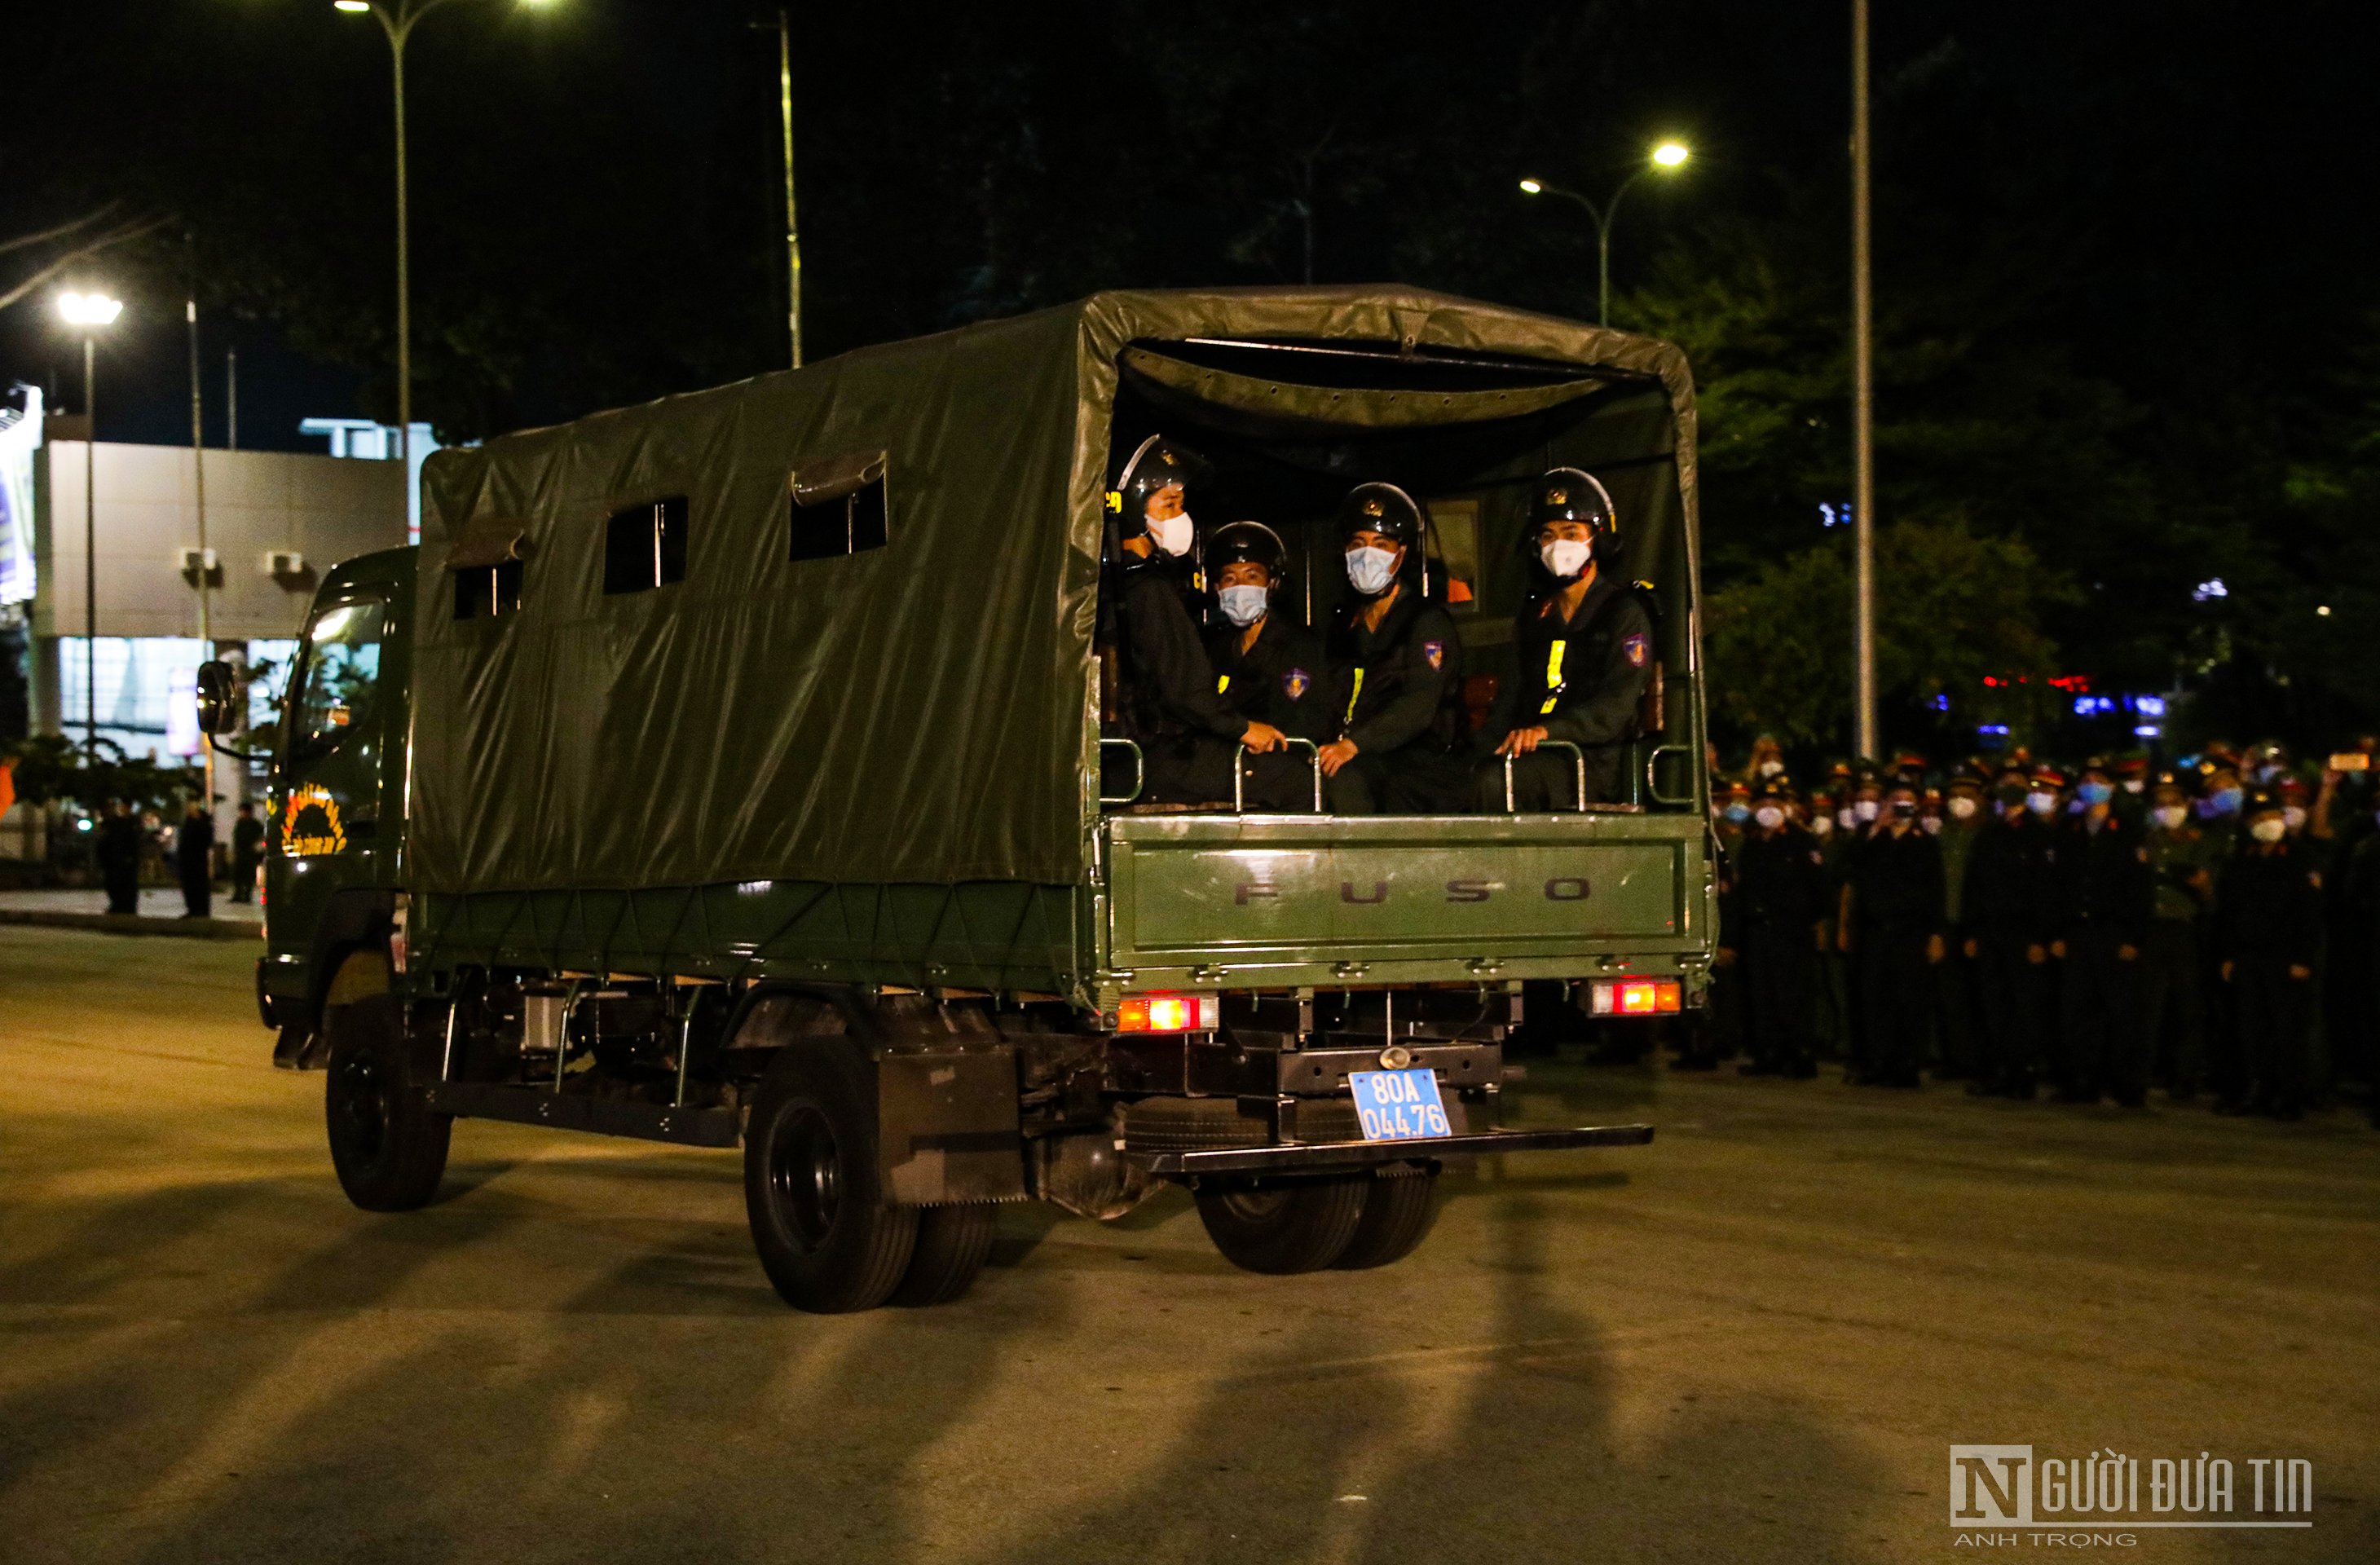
[411,287,1699,896]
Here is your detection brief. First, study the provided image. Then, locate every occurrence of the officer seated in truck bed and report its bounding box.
[1102,436,1288,805]
[1205,519,1330,810]
[1474,467,1653,811]
[1317,482,1471,814]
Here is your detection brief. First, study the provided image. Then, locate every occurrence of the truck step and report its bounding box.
[425,1082,740,1148]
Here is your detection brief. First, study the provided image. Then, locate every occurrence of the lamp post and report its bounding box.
[1849,0,1879,762]
[1519,141,1690,327]
[57,290,123,755]
[336,0,556,527]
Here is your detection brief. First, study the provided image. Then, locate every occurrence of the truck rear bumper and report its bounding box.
[1126,1122,1653,1176]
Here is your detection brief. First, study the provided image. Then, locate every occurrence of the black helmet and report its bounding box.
[1108,434,1203,528]
[1336,481,1426,549]
[1528,468,1615,535]
[1205,519,1287,581]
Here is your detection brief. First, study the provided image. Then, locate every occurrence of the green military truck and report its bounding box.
[198,287,1715,1312]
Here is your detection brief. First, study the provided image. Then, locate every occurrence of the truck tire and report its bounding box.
[1194,1175,1368,1274]
[324,995,452,1212]
[1330,1167,1440,1269]
[744,1043,919,1313]
[890,1202,998,1307]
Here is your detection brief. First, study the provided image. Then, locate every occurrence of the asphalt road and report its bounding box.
[3,925,2374,1565]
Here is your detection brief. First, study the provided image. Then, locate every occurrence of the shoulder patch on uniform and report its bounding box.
[1423,640,1445,671]
[1282,667,1311,700]
[1623,631,1649,668]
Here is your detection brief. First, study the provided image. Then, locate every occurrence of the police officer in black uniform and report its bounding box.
[1474,468,1654,812]
[1842,776,1946,1087]
[1316,483,1469,813]
[2215,787,2325,1120]
[1102,437,1286,805]
[1205,520,1329,811]
[2052,759,2154,1104]
[1734,777,1831,1078]
[1960,764,2060,1098]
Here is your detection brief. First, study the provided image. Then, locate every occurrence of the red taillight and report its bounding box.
[1588,977,1681,1016]
[1116,994,1218,1034]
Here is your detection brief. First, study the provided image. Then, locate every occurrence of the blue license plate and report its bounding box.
[1348,1069,1452,1141]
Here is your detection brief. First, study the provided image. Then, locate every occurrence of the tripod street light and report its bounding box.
[1519,140,1692,327]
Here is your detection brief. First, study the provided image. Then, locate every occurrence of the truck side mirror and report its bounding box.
[196,660,240,736]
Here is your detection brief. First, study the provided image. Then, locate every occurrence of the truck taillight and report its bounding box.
[1588,977,1681,1016]
[1116,994,1217,1034]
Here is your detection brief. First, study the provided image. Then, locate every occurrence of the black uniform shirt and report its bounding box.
[1961,813,2060,944]
[1850,819,1946,929]
[2056,809,2153,941]
[1324,587,1462,755]
[1484,573,1652,751]
[1736,825,1832,928]
[1117,562,1243,745]
[2217,840,2325,965]
[1207,614,1330,744]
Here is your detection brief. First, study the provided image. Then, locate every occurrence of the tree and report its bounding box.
[1706,519,2069,752]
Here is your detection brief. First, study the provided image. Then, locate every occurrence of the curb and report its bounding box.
[0,909,262,942]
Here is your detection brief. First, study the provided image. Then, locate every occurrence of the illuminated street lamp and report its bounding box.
[57,290,124,753]
[335,0,558,525]
[1518,140,1693,326]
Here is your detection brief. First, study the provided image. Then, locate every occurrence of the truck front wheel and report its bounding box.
[1194,1175,1368,1274]
[743,1043,919,1313]
[324,995,452,1212]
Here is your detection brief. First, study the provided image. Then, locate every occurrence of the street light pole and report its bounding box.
[1850,0,1879,761]
[341,0,554,526]
[82,335,96,755]
[775,7,801,369]
[1518,142,1690,328]
[59,289,122,755]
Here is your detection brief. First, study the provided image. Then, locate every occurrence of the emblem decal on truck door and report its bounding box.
[281,782,348,857]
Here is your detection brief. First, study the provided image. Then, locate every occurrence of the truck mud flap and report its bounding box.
[1127,1122,1654,1176]
[425,1082,740,1148]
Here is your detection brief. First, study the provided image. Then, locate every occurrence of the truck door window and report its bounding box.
[292,599,386,754]
[453,559,522,619]
[788,452,889,562]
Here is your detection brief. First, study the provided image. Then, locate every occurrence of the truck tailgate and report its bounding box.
[1101,811,1710,986]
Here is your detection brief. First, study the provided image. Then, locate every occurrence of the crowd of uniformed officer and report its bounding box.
[1098,435,1653,818]
[1703,739,2380,1125]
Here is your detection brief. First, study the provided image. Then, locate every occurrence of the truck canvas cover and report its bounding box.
[411,287,1699,899]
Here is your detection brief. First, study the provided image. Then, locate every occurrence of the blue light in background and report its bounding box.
[1932,694,1950,712]
[2193,578,2228,602]
[2131,694,2167,717]
[1978,724,2011,736]
[2134,725,2163,738]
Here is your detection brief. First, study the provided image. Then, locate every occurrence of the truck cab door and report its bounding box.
[266,593,395,976]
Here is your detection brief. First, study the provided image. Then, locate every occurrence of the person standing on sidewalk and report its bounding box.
[229,802,265,905]
[95,800,143,915]
[175,800,216,920]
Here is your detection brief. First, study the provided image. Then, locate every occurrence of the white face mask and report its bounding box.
[2026,791,2058,816]
[1835,808,1856,830]
[1540,538,1593,579]
[2122,779,2145,794]
[2152,805,2188,830]
[1345,544,1400,596]
[1753,805,1785,830]
[1217,584,1268,628]
[1853,797,1880,822]
[1921,815,1943,835]
[1149,513,1196,558]
[1757,759,1783,777]
[2250,818,2287,844]
[2283,805,2307,831]
[1948,796,1977,820]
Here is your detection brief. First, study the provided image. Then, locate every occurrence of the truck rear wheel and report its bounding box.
[1194,1175,1368,1274]
[324,995,452,1212]
[744,1043,919,1313]
[891,1203,999,1307]
[1331,1167,1440,1269]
